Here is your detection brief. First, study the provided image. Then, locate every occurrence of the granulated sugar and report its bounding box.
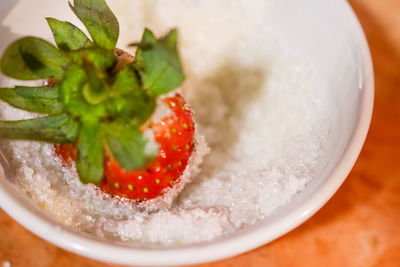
[0,0,332,245]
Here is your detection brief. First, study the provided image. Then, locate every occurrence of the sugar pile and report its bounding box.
[0,0,332,244]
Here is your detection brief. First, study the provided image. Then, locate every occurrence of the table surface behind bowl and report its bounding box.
[1,0,400,266]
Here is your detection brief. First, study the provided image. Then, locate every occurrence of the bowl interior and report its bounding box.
[0,0,373,266]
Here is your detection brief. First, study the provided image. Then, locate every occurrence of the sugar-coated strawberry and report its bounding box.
[0,0,205,206]
[56,93,195,202]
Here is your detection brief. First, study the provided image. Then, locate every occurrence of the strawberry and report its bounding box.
[0,0,203,204]
[56,92,195,201]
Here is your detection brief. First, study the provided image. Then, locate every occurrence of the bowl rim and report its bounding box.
[0,1,374,266]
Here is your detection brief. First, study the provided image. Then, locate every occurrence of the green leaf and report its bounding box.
[134,29,184,96]
[69,0,119,50]
[103,122,157,171]
[76,118,103,184]
[106,94,155,123]
[66,42,117,68]
[126,93,155,124]
[0,113,79,143]
[107,64,155,122]
[46,17,93,52]
[0,84,63,114]
[0,37,70,80]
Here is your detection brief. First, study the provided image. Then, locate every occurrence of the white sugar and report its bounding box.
[0,0,332,245]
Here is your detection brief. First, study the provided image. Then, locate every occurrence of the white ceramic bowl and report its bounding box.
[0,0,373,266]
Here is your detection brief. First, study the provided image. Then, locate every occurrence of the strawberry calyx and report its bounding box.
[0,0,185,187]
[56,93,195,202]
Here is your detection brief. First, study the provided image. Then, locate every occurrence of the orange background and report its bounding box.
[1,0,399,266]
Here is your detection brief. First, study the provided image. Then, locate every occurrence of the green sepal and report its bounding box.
[106,94,155,123]
[67,48,117,69]
[69,0,119,50]
[103,122,157,171]
[134,29,184,96]
[46,17,93,52]
[76,118,103,185]
[125,93,155,124]
[0,84,63,115]
[106,65,155,122]
[0,113,79,143]
[0,37,70,80]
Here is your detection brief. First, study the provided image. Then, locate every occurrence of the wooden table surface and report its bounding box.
[1,0,400,266]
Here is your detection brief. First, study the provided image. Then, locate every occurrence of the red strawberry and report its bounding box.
[0,0,204,207]
[55,93,195,202]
